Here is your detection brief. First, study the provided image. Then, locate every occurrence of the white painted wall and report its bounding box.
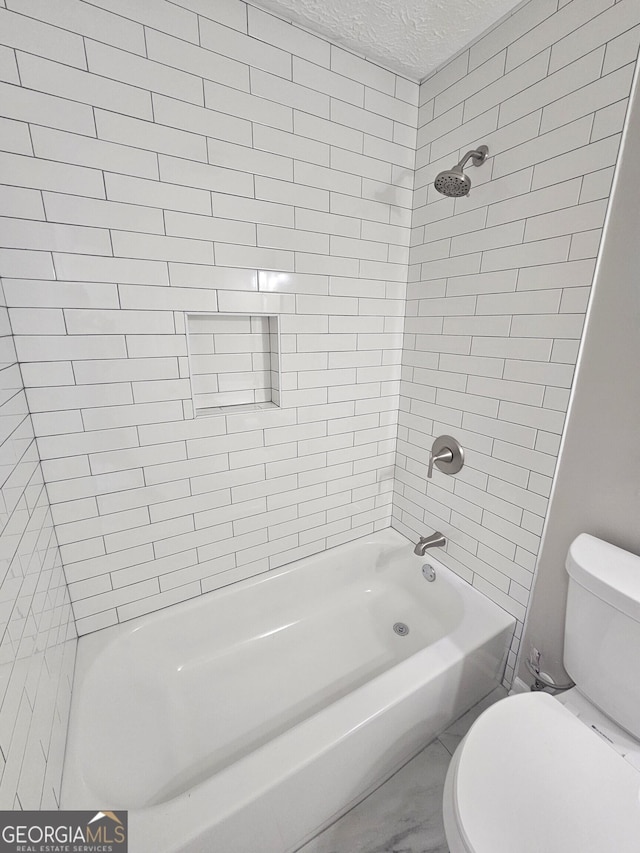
[0,0,417,635]
[0,286,76,808]
[519,54,640,684]
[394,0,640,684]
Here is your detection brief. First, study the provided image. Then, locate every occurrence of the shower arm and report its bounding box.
[456,146,488,170]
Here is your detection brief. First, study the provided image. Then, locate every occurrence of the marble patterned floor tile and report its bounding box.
[437,686,507,756]
[296,738,451,853]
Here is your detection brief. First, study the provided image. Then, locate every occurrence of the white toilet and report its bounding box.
[443,533,640,853]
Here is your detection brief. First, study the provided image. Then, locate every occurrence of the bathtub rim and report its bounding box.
[65,527,505,670]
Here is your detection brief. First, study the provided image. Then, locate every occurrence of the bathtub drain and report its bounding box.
[393,622,409,636]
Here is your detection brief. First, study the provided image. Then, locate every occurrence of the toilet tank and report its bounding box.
[564,534,640,740]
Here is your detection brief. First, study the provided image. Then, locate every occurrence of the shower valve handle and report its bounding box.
[427,448,453,479]
[427,435,464,479]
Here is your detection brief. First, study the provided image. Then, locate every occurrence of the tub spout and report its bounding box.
[414,532,446,555]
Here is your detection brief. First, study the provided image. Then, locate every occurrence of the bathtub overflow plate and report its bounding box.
[422,564,436,582]
[393,622,409,637]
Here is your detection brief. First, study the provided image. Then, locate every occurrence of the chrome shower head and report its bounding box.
[434,145,489,197]
[434,165,470,197]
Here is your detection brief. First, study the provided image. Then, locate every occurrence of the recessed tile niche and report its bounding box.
[186,313,280,416]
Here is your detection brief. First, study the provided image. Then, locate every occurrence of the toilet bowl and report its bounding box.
[443,690,640,853]
[443,534,640,853]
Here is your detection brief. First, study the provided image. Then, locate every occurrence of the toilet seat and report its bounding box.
[445,692,640,853]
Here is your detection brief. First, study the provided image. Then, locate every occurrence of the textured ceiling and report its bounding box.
[252,0,524,81]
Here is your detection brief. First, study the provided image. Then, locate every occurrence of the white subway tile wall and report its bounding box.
[0,0,638,763]
[0,285,76,808]
[0,0,417,635]
[396,0,640,685]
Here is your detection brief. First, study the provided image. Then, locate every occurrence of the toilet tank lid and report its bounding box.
[566,534,640,622]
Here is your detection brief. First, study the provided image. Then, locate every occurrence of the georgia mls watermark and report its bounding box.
[0,811,127,853]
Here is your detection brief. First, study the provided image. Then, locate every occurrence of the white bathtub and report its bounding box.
[61,528,514,853]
